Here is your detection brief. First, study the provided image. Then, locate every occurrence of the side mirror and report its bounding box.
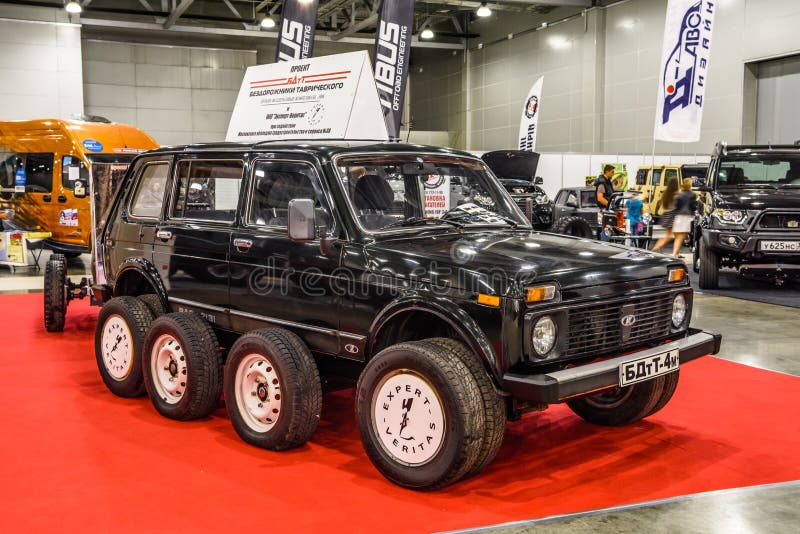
[288,198,316,242]
[534,176,544,185]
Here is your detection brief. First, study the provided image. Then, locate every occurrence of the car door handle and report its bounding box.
[233,238,253,251]
[156,230,172,241]
[58,195,67,203]
[43,195,51,202]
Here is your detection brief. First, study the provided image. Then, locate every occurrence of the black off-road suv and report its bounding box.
[90,141,720,490]
[480,150,553,230]
[695,142,800,288]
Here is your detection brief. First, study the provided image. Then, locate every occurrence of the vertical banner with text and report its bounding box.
[518,76,543,151]
[654,0,716,142]
[373,0,415,140]
[275,0,320,63]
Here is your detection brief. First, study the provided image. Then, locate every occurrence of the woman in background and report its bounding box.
[670,178,698,258]
[651,176,680,256]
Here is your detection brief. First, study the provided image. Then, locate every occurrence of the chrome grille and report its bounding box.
[566,292,675,357]
[756,212,800,231]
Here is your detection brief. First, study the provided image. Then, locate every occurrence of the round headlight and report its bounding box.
[672,294,687,328]
[535,194,549,205]
[532,315,557,356]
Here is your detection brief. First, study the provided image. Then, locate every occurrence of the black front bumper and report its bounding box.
[704,228,800,263]
[502,329,721,405]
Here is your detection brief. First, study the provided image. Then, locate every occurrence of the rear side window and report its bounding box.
[664,168,678,187]
[248,160,331,229]
[171,159,243,223]
[129,161,170,219]
[635,169,648,186]
[650,169,662,186]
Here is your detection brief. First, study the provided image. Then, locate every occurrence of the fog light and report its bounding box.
[672,294,687,328]
[532,316,557,356]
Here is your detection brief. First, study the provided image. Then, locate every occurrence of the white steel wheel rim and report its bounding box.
[101,315,134,381]
[235,353,282,433]
[150,333,188,404]
[371,370,446,467]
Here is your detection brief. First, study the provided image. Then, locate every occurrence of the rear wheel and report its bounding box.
[224,328,322,451]
[553,215,595,239]
[698,239,720,289]
[44,253,67,332]
[566,375,668,426]
[143,312,223,421]
[356,341,484,490]
[138,293,167,318]
[95,296,154,398]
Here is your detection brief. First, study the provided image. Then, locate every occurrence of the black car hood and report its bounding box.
[715,187,800,210]
[482,151,539,179]
[363,230,677,294]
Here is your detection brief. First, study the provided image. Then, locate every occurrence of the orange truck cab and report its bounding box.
[0,118,158,256]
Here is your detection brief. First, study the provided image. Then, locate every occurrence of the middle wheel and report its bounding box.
[142,312,223,421]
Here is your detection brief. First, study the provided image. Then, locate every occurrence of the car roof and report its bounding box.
[722,144,800,154]
[146,140,475,160]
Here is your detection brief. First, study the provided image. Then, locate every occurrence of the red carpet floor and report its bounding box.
[1,293,799,533]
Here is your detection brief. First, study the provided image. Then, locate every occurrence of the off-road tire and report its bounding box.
[644,370,680,418]
[224,328,321,450]
[698,239,720,289]
[138,293,167,318]
[44,253,67,332]
[422,338,505,478]
[143,312,223,421]
[553,215,595,239]
[94,296,155,398]
[356,341,484,490]
[566,375,668,426]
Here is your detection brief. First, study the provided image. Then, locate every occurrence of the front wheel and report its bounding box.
[698,239,720,289]
[44,253,67,332]
[566,374,671,426]
[356,341,484,490]
[553,215,595,239]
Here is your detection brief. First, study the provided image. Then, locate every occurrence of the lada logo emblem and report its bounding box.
[788,219,799,228]
[621,314,636,327]
[344,344,359,354]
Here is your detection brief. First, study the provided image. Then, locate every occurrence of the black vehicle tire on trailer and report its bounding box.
[644,370,680,418]
[698,239,720,289]
[95,296,155,398]
[553,216,595,239]
[355,341,484,490]
[44,253,67,332]
[143,312,223,421]
[138,293,167,318]
[566,375,667,426]
[224,328,322,451]
[422,338,506,478]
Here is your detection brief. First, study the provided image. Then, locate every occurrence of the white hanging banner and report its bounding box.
[518,76,543,151]
[225,51,388,142]
[654,0,717,143]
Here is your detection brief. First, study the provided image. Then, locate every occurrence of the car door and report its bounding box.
[107,158,171,271]
[228,157,343,356]
[152,157,244,330]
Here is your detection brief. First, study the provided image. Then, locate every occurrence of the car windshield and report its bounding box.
[718,155,800,188]
[335,153,529,232]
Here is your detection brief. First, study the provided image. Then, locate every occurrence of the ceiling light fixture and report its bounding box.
[420,28,434,39]
[65,1,82,14]
[260,16,276,29]
[476,3,492,17]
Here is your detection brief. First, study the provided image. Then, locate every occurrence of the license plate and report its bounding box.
[760,240,800,252]
[619,349,679,387]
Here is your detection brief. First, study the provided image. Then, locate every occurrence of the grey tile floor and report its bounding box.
[2,251,798,533]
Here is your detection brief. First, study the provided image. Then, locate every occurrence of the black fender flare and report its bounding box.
[369,294,501,383]
[114,258,169,310]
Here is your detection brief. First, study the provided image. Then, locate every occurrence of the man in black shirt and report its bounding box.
[595,164,615,209]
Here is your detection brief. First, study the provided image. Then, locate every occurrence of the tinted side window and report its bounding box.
[635,169,648,186]
[248,160,331,229]
[580,190,597,207]
[0,148,19,189]
[172,160,243,223]
[129,162,170,218]
[664,168,678,186]
[61,156,90,190]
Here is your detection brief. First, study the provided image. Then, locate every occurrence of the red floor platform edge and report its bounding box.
[2,293,799,533]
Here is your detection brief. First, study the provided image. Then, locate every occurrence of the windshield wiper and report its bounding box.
[382,217,465,230]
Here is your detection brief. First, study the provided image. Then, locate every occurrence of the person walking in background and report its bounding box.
[670,178,698,258]
[651,176,680,256]
[625,190,644,248]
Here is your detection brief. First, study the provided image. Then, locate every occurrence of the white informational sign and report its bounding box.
[654,0,716,143]
[423,175,450,218]
[226,51,389,142]
[518,76,543,151]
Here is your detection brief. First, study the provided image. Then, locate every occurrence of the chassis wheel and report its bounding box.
[95,296,155,397]
[224,329,322,451]
[356,341,484,490]
[143,312,222,421]
[553,216,595,239]
[138,293,167,318]
[422,338,505,478]
[44,253,67,332]
[698,239,720,289]
[566,374,671,426]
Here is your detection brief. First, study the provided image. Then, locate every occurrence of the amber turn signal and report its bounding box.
[526,284,556,303]
[668,268,686,283]
[477,293,501,307]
